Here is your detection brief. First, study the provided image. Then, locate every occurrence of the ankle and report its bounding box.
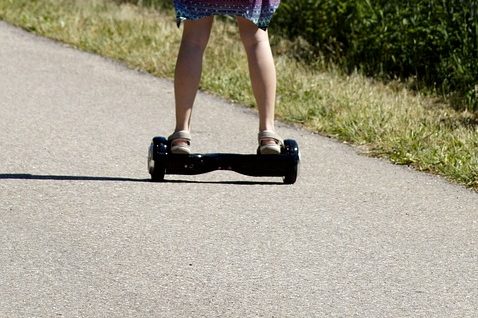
[259,125,275,132]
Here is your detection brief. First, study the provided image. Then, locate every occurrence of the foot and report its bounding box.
[258,130,284,155]
[168,130,191,154]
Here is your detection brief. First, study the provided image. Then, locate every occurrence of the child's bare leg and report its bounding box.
[237,17,277,133]
[174,17,213,133]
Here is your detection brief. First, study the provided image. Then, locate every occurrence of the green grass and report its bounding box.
[272,0,478,112]
[0,0,477,190]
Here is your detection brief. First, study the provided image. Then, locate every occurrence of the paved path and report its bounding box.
[0,22,477,317]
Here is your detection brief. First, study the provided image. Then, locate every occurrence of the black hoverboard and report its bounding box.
[147,136,300,184]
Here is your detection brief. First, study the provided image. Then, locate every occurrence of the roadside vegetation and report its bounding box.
[0,0,476,190]
[274,0,478,112]
[118,0,478,112]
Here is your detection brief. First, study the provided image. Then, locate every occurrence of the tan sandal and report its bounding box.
[258,130,284,155]
[168,130,191,155]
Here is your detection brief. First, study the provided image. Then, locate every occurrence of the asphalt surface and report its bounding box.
[1,21,477,317]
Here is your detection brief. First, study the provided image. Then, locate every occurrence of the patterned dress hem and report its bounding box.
[176,14,272,30]
[173,1,281,31]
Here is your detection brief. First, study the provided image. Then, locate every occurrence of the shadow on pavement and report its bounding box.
[163,179,284,185]
[0,173,149,182]
[0,174,284,185]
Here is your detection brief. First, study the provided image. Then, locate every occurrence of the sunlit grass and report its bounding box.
[0,0,476,190]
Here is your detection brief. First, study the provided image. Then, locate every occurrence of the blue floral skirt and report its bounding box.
[173,0,281,30]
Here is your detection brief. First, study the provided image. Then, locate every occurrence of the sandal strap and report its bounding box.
[258,130,284,146]
[168,130,191,143]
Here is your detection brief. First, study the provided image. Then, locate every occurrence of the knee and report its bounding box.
[180,18,213,52]
[241,35,268,53]
[238,20,270,51]
[181,35,210,53]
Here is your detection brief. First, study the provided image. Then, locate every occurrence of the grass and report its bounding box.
[0,0,476,190]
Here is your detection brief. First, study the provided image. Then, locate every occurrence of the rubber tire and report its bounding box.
[282,139,300,185]
[148,137,168,182]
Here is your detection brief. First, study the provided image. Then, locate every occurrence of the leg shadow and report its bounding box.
[0,173,149,183]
